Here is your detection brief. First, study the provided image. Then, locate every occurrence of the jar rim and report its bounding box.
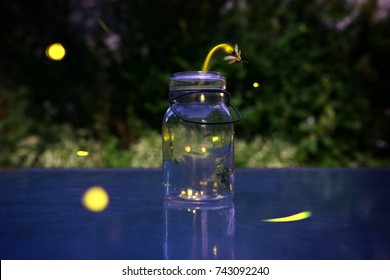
[171,71,225,81]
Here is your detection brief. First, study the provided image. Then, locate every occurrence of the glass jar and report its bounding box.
[162,71,240,205]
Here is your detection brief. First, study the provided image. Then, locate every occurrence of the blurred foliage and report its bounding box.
[0,0,389,167]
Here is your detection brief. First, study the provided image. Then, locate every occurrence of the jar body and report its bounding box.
[162,72,235,204]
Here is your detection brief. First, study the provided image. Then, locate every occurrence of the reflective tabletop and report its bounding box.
[0,168,389,260]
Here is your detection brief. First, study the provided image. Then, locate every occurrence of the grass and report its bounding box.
[4,124,388,168]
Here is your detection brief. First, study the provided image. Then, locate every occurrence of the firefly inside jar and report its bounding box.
[162,71,241,205]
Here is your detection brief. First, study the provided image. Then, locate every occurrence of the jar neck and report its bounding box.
[169,71,226,100]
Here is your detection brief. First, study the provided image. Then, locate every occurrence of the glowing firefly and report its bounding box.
[77,150,89,157]
[46,43,66,61]
[262,211,312,223]
[223,44,246,66]
[82,186,109,212]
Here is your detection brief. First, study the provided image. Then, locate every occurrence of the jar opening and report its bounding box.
[169,71,226,96]
[171,71,224,80]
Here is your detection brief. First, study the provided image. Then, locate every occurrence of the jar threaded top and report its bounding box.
[169,71,226,99]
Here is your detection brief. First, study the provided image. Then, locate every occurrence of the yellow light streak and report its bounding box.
[201,43,234,72]
[97,19,110,33]
[262,211,312,222]
[76,150,89,157]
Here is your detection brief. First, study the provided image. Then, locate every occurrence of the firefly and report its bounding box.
[262,211,312,223]
[223,44,246,66]
[82,186,109,212]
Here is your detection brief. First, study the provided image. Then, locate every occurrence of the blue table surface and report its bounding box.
[1,168,390,260]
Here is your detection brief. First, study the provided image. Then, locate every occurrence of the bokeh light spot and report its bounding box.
[77,150,89,157]
[262,211,312,222]
[46,43,66,61]
[82,186,109,212]
[253,82,260,88]
[163,133,170,142]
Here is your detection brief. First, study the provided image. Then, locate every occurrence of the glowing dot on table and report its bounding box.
[77,150,89,157]
[253,82,260,88]
[262,211,312,223]
[213,245,218,256]
[46,43,66,61]
[82,186,109,212]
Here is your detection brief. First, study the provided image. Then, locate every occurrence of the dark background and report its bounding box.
[1,0,389,167]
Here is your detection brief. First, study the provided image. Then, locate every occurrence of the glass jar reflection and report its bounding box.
[164,202,235,259]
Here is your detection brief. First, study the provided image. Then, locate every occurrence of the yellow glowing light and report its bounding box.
[200,146,207,153]
[82,186,109,212]
[187,189,193,197]
[253,82,260,88]
[97,19,110,33]
[46,43,66,61]
[76,150,89,157]
[202,43,234,72]
[184,146,191,153]
[262,211,312,223]
[192,210,196,214]
[213,245,218,256]
[212,136,220,142]
[163,133,170,142]
[181,190,186,196]
[200,94,206,102]
[200,191,204,196]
